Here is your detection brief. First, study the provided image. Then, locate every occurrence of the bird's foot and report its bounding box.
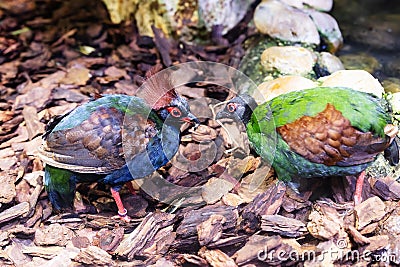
[354,194,362,207]
[110,188,131,222]
[112,208,131,222]
[353,171,365,206]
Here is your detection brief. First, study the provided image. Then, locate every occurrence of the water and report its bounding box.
[332,0,400,81]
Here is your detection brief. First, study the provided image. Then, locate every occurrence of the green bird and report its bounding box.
[39,76,199,221]
[216,87,399,204]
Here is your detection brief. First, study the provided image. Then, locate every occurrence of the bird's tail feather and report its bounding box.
[44,165,77,212]
[384,136,399,166]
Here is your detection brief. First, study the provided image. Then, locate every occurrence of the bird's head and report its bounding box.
[158,95,200,128]
[216,94,258,124]
[138,67,200,129]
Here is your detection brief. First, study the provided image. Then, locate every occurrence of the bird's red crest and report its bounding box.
[137,65,178,110]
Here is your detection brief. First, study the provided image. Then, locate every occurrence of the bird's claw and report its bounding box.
[112,209,131,222]
[111,214,131,222]
[353,195,362,206]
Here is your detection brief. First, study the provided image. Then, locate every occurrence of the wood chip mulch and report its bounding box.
[1,1,399,266]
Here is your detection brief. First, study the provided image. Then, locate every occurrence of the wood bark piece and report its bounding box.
[261,214,307,237]
[39,247,80,267]
[22,105,44,140]
[191,125,218,142]
[94,227,124,252]
[237,164,272,203]
[363,235,389,252]
[307,239,351,266]
[370,176,400,200]
[0,174,16,204]
[4,240,31,266]
[24,203,43,228]
[152,26,172,67]
[233,235,291,265]
[21,245,64,259]
[176,204,238,240]
[0,202,29,224]
[60,66,91,86]
[34,223,74,246]
[26,175,43,218]
[14,85,52,110]
[7,224,36,237]
[141,225,176,257]
[307,203,343,240]
[74,245,113,266]
[197,214,226,246]
[346,225,370,245]
[71,236,90,249]
[201,177,235,205]
[240,181,286,233]
[198,247,237,267]
[360,222,379,235]
[206,235,247,249]
[0,231,10,247]
[115,212,176,260]
[222,193,245,207]
[281,188,312,213]
[123,194,148,218]
[181,254,209,266]
[242,181,286,216]
[174,205,238,252]
[354,196,387,231]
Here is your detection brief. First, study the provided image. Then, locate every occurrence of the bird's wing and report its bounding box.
[40,101,158,174]
[276,103,392,167]
[269,87,390,137]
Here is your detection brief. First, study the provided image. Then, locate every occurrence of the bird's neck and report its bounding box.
[236,94,259,125]
[242,104,257,125]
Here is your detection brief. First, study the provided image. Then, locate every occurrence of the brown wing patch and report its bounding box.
[122,116,157,161]
[43,106,125,170]
[277,103,391,166]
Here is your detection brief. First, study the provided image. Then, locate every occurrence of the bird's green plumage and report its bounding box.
[257,87,390,137]
[44,165,76,210]
[246,87,392,182]
[44,165,110,210]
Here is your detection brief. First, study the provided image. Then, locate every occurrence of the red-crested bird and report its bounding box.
[39,69,200,221]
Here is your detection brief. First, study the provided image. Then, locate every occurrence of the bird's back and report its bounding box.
[247,87,395,181]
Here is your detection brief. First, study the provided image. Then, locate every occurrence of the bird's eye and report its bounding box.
[227,103,236,113]
[167,107,182,117]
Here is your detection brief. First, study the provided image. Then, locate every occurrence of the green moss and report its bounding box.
[239,35,318,89]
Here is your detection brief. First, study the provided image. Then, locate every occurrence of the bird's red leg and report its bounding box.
[353,171,365,206]
[125,181,137,195]
[110,188,130,222]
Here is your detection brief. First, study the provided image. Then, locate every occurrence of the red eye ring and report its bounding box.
[167,107,182,117]
[227,103,237,112]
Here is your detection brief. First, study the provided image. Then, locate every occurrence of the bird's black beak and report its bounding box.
[181,113,200,129]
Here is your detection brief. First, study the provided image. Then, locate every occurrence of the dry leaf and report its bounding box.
[61,66,91,86]
[202,177,235,204]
